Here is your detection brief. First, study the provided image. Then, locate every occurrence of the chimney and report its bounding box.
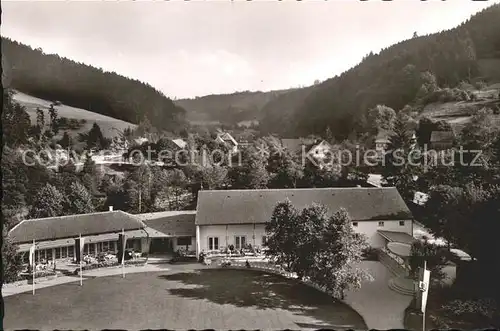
[109,206,113,212]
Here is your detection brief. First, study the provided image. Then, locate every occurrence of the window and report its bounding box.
[89,243,95,255]
[177,237,191,246]
[126,239,134,249]
[399,221,405,226]
[103,241,109,252]
[352,222,358,227]
[68,246,74,258]
[262,236,267,246]
[55,247,61,259]
[97,242,102,253]
[378,221,385,227]
[235,236,246,250]
[40,249,47,261]
[208,237,219,251]
[61,246,67,258]
[109,241,116,252]
[84,244,89,255]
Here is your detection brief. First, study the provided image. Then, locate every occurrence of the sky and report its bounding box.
[2,0,498,99]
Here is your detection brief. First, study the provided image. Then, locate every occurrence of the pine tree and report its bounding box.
[65,182,95,214]
[2,228,23,283]
[388,115,412,151]
[2,89,31,146]
[48,104,59,136]
[59,131,72,149]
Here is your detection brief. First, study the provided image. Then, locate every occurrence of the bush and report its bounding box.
[21,269,57,280]
[441,299,498,319]
[421,87,470,105]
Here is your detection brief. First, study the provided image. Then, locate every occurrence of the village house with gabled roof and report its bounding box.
[194,187,414,257]
[430,130,456,150]
[215,131,238,153]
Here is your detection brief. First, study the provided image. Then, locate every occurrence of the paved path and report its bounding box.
[344,261,413,329]
[2,263,174,297]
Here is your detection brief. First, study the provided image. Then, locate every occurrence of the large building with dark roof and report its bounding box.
[9,210,150,264]
[195,187,414,256]
[9,209,198,265]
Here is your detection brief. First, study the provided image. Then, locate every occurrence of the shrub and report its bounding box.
[441,299,498,319]
[22,269,57,280]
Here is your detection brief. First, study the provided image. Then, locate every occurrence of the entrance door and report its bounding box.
[150,238,173,254]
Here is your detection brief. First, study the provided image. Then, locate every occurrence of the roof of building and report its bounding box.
[137,211,196,237]
[430,130,455,143]
[171,138,187,149]
[196,187,412,226]
[376,130,416,143]
[16,229,149,252]
[375,130,392,143]
[377,230,416,245]
[9,211,146,244]
[216,132,238,146]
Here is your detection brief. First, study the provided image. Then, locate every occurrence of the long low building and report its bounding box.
[8,209,198,265]
[195,187,414,257]
[9,210,150,264]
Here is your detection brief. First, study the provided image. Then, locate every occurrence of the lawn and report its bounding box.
[3,268,366,330]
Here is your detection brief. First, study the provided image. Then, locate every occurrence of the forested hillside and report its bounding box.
[175,89,292,125]
[1,38,187,133]
[260,4,500,139]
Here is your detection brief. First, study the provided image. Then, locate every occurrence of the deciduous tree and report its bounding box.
[265,202,371,300]
[28,183,65,219]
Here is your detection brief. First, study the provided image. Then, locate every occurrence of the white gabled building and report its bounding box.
[194,187,414,257]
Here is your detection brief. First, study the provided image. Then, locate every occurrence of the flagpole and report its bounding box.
[122,228,125,278]
[422,260,427,331]
[80,234,83,286]
[32,239,35,295]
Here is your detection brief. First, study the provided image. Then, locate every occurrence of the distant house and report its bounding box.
[430,130,455,150]
[171,138,187,150]
[375,130,392,154]
[366,173,384,188]
[215,132,238,153]
[134,137,149,146]
[308,140,333,159]
[413,191,429,206]
[194,187,414,257]
[236,120,259,128]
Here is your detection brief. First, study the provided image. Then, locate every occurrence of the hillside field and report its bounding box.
[13,90,137,140]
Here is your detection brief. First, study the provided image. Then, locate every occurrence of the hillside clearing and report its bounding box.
[13,90,137,139]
